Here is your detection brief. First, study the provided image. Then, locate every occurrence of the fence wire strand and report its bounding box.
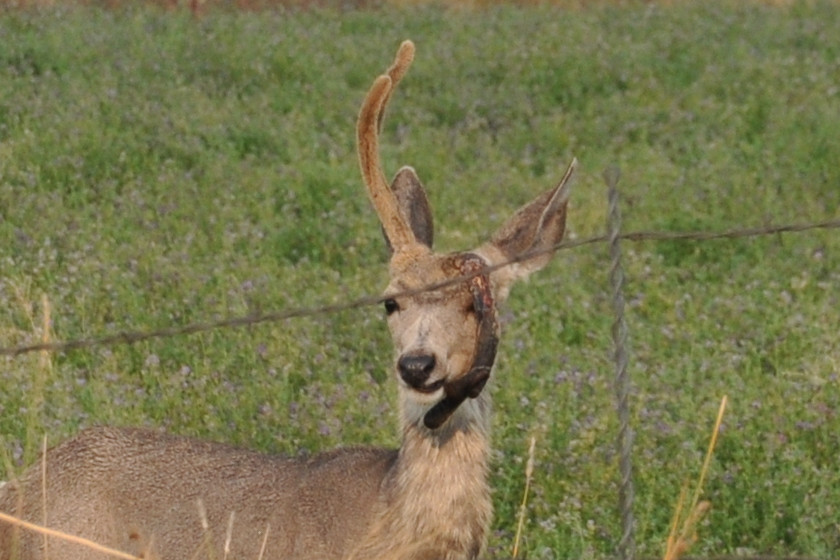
[1,217,838,358]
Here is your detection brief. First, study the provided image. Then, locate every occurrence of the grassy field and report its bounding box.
[1,1,839,558]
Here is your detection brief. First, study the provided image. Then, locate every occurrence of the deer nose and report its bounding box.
[398,353,437,390]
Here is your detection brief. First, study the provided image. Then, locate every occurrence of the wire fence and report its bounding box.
[1,217,838,358]
[0,182,838,560]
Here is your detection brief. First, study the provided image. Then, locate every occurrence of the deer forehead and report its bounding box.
[387,252,480,299]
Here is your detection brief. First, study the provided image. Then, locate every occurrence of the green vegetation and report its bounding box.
[1,1,839,557]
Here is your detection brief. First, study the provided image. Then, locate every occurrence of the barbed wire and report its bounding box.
[1,217,838,358]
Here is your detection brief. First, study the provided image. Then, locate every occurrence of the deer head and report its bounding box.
[357,41,577,432]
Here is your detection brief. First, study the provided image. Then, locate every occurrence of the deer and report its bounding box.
[0,40,576,560]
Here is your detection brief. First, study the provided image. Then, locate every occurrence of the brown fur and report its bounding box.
[0,40,576,560]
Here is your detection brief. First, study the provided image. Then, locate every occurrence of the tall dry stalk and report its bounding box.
[0,511,143,560]
[511,436,536,559]
[663,395,727,560]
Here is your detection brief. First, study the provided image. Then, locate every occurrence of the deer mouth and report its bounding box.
[412,378,444,394]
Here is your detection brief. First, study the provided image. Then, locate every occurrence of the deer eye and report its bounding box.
[383,298,400,316]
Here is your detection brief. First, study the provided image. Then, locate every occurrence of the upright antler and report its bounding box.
[378,39,415,132]
[357,40,417,254]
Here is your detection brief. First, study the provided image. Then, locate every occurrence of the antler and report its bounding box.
[378,39,415,131]
[357,40,417,254]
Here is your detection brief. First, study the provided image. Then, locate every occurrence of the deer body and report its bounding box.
[1,427,394,559]
[0,41,575,560]
[0,421,488,560]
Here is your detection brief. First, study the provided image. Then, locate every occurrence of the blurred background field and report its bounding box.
[1,1,839,558]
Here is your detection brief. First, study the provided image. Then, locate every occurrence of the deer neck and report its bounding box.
[392,391,494,556]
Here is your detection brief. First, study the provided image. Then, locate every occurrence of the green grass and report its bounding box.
[1,1,839,558]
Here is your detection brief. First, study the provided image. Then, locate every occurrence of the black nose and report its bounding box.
[398,354,437,390]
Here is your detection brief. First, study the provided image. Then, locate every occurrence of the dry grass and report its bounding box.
[0,495,273,559]
[0,510,144,559]
[511,435,536,559]
[663,396,727,560]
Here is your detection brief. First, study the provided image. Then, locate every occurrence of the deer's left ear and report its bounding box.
[384,166,434,253]
[479,159,577,299]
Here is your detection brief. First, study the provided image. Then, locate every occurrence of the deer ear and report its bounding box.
[384,166,434,253]
[482,159,577,294]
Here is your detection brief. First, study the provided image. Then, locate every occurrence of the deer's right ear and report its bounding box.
[480,159,577,299]
[384,166,434,253]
